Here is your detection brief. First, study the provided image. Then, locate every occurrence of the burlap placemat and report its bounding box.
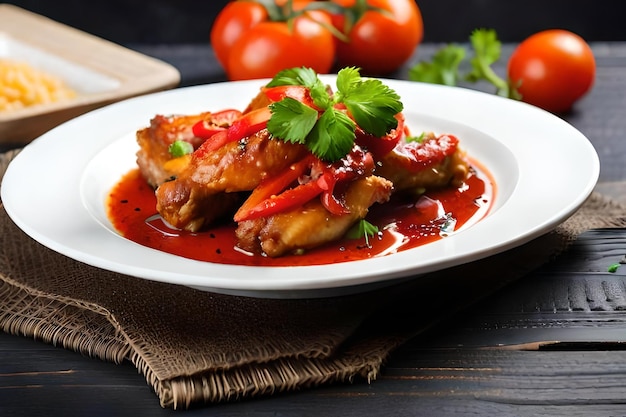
[1,148,624,409]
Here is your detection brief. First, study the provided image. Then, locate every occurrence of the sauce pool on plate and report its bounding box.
[106,161,494,267]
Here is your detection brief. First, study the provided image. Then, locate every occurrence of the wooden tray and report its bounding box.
[0,4,180,145]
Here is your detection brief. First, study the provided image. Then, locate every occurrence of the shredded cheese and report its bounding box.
[0,59,76,111]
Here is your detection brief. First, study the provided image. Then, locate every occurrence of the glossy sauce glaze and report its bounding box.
[106,163,494,267]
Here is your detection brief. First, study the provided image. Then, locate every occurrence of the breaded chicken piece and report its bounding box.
[235,175,393,257]
[156,130,308,231]
[376,133,469,191]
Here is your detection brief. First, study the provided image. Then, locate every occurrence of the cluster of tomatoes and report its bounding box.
[210,0,423,80]
[211,0,596,113]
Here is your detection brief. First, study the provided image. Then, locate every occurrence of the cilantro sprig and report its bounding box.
[408,44,466,86]
[266,67,403,161]
[346,219,379,247]
[465,29,512,97]
[409,28,521,100]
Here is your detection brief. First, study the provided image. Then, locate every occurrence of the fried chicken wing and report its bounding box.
[376,133,470,192]
[155,130,308,231]
[235,175,393,257]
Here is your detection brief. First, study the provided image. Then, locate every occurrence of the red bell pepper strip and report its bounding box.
[191,109,242,139]
[321,190,348,216]
[234,141,380,222]
[316,147,375,215]
[194,130,229,159]
[234,152,358,222]
[311,167,347,216]
[355,112,406,158]
[193,106,273,158]
[262,85,319,109]
[234,155,316,222]
[397,134,460,171]
[226,106,272,143]
[235,180,324,222]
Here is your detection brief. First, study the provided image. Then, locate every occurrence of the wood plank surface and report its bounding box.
[3,329,626,416]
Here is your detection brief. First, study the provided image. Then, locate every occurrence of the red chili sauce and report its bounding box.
[106,162,494,267]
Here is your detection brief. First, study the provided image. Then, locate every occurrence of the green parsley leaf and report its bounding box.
[308,108,355,161]
[408,44,466,86]
[346,219,379,246]
[465,28,510,97]
[608,263,621,273]
[335,67,403,137]
[266,66,403,161]
[266,67,320,88]
[408,28,521,100]
[267,67,331,109]
[168,140,193,158]
[309,81,332,110]
[341,78,403,137]
[335,66,362,93]
[267,97,318,145]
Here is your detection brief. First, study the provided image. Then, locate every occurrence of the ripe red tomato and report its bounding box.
[210,1,336,80]
[331,0,423,75]
[210,1,266,74]
[507,29,596,113]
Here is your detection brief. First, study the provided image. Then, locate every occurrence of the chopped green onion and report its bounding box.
[168,140,193,158]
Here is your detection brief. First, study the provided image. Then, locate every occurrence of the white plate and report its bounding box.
[1,77,599,298]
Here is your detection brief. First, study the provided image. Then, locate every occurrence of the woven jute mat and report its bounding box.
[1,148,625,409]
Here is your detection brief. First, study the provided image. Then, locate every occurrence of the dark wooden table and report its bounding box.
[2,42,626,417]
